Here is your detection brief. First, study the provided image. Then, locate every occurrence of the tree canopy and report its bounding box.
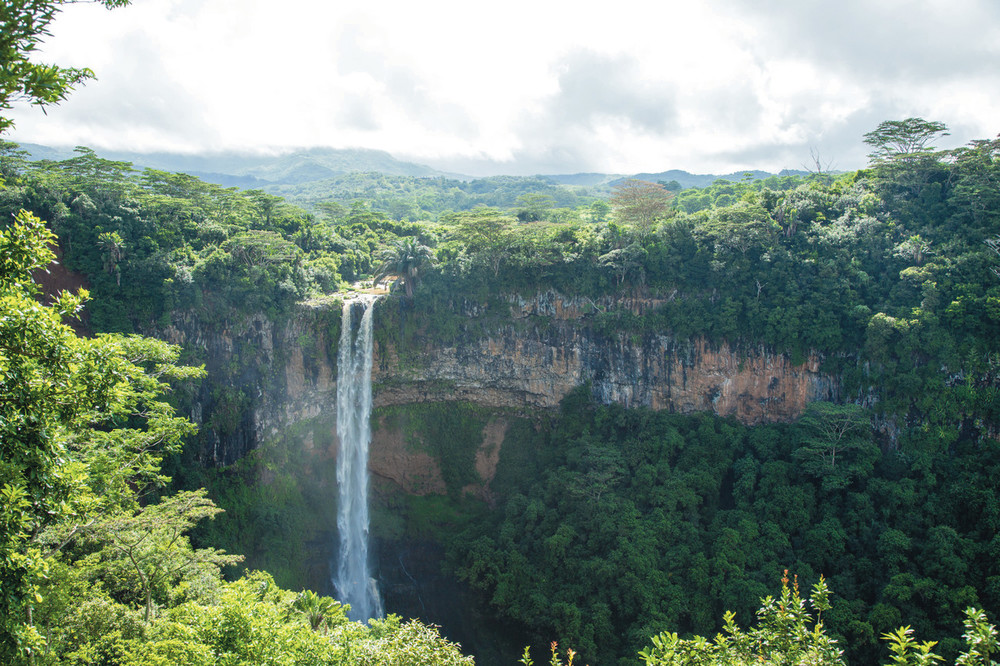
[609,179,674,237]
[863,118,950,163]
[0,208,205,659]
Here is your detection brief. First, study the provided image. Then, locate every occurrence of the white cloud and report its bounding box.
[7,0,1000,174]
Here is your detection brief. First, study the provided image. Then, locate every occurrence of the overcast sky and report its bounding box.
[7,0,1000,176]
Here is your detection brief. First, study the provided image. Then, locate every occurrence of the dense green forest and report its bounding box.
[268,172,606,221]
[4,2,1000,664]
[4,120,1000,664]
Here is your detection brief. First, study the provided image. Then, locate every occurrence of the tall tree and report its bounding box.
[93,489,242,622]
[863,118,949,164]
[792,402,877,491]
[598,242,647,287]
[515,193,556,222]
[589,199,611,223]
[610,179,674,238]
[447,208,516,278]
[373,237,434,297]
[97,230,125,284]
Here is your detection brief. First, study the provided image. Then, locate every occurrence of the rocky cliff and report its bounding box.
[374,290,838,425]
[158,302,341,465]
[156,289,842,614]
[162,290,838,468]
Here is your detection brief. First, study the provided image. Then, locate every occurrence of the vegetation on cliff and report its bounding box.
[4,118,1000,663]
[0,4,474,662]
[4,5,1000,662]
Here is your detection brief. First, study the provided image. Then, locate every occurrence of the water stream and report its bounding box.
[334,295,383,622]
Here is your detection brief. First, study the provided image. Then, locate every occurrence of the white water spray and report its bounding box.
[334,295,383,622]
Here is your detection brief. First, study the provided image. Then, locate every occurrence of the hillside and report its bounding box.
[16,142,816,218]
[16,142,450,182]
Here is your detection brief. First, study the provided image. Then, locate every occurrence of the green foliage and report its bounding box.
[0,0,131,134]
[640,578,999,666]
[864,118,950,164]
[333,613,475,665]
[88,489,244,622]
[292,589,344,634]
[33,565,472,665]
[450,385,1000,665]
[0,209,204,659]
[445,208,519,278]
[792,403,878,491]
[270,171,603,222]
[640,574,843,665]
[373,237,435,297]
[0,147,386,328]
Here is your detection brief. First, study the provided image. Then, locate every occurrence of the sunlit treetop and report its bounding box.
[863,117,949,164]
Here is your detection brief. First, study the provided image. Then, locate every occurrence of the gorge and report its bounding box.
[4,1,998,659]
[163,290,839,472]
[8,134,1000,664]
[155,288,844,661]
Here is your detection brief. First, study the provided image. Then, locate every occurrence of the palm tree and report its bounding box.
[292,589,343,633]
[373,238,434,298]
[97,231,125,286]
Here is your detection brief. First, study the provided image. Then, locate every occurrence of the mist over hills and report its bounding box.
[17,143,811,191]
[16,144,452,185]
[549,168,813,189]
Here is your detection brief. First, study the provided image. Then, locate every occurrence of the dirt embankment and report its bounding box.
[32,243,91,335]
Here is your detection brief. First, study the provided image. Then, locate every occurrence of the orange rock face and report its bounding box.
[368,416,509,500]
[369,419,447,496]
[161,291,838,487]
[373,291,837,426]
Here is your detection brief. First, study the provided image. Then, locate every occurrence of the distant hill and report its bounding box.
[16,144,451,185]
[15,142,826,222]
[545,173,623,186]
[547,168,816,189]
[235,147,449,183]
[17,143,818,191]
[608,168,814,189]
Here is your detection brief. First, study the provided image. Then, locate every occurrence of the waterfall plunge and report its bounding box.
[334,296,383,622]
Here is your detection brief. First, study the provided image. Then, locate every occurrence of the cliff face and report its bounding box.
[156,290,841,605]
[158,304,341,465]
[163,290,838,467]
[375,331,834,425]
[374,291,838,425]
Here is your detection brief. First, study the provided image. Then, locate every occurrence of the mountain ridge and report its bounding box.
[16,142,817,189]
[15,143,452,184]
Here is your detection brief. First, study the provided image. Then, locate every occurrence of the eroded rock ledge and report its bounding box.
[374,290,838,425]
[161,290,838,466]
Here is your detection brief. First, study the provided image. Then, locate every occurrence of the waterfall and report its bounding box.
[334,295,383,622]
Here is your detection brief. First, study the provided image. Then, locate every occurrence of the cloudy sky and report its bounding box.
[8,0,1000,176]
